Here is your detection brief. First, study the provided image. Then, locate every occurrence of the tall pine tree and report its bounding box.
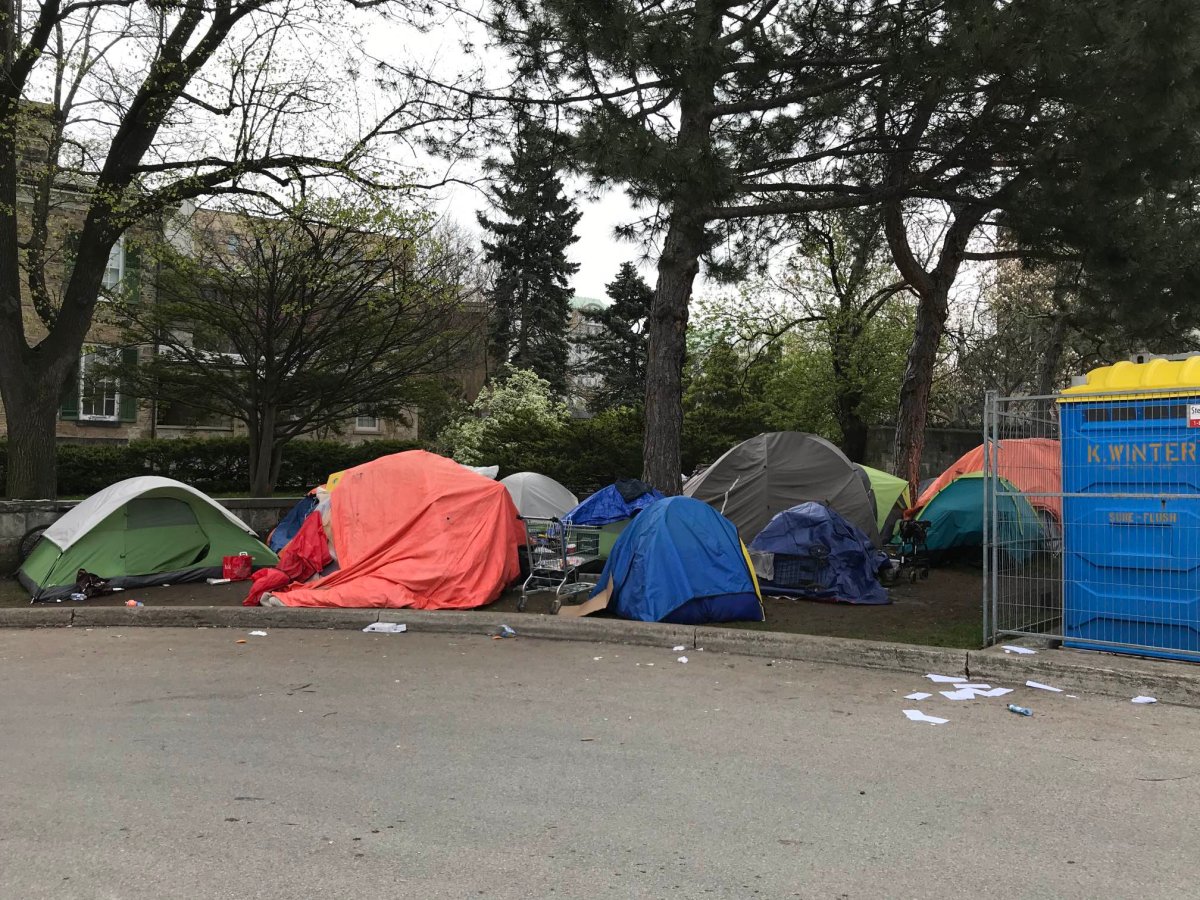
[580,262,653,411]
[478,117,581,394]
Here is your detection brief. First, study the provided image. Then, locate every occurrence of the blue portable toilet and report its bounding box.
[563,496,765,625]
[1059,357,1200,660]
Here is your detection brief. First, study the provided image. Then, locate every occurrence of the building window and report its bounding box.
[102,237,124,293]
[79,349,120,421]
[355,407,380,432]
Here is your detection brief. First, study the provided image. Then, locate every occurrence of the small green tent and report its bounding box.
[858,465,911,530]
[915,472,1043,561]
[20,477,277,601]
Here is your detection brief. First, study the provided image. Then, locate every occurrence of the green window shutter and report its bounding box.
[124,242,142,301]
[59,357,80,421]
[118,347,139,422]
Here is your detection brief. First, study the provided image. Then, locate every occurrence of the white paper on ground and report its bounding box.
[905,692,932,700]
[903,709,948,724]
[1131,696,1158,704]
[952,683,992,690]
[1026,680,1063,692]
[940,689,979,701]
[925,674,965,683]
[248,631,267,637]
[677,656,689,664]
[672,645,686,652]
[1002,645,1037,655]
[362,622,407,634]
[976,687,1014,698]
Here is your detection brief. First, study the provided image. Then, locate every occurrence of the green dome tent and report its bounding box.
[915,472,1044,562]
[20,477,277,601]
[857,465,911,531]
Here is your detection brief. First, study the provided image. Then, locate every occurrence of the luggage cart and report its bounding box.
[520,517,602,613]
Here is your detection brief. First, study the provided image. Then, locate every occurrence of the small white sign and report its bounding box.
[1188,404,1200,428]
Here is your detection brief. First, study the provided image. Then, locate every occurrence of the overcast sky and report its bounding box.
[436,174,660,302]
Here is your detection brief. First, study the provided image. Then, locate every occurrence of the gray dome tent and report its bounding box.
[500,472,579,518]
[683,432,882,547]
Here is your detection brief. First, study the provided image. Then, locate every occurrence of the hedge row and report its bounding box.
[0,437,423,497]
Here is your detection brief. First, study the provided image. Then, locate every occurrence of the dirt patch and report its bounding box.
[0,564,984,648]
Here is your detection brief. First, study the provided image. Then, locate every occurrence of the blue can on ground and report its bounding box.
[1059,359,1200,661]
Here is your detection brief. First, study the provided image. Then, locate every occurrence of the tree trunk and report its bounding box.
[247,408,278,496]
[1,375,62,499]
[885,202,984,495]
[0,343,75,499]
[892,285,950,494]
[1035,312,1070,398]
[643,210,705,495]
[838,411,870,464]
[830,317,869,462]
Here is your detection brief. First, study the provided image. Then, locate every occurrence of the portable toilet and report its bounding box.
[1058,357,1200,660]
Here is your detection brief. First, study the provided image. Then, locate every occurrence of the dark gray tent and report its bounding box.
[683,432,882,547]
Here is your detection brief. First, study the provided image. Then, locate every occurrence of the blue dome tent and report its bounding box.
[561,479,664,527]
[750,502,890,605]
[559,496,764,625]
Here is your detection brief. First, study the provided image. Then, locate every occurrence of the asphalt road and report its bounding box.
[1,628,1197,900]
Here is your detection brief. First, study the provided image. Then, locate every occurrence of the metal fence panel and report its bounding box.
[984,388,1200,662]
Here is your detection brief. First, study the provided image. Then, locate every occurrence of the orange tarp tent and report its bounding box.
[915,438,1062,522]
[274,450,523,609]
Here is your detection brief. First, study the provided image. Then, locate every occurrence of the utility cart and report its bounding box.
[519,517,602,613]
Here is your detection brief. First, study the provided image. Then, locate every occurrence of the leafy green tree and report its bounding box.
[478,117,581,394]
[0,0,426,498]
[681,334,783,474]
[470,0,1200,494]
[114,195,476,495]
[437,367,571,469]
[579,262,653,411]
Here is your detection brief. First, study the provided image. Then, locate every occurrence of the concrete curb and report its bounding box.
[3,606,1200,706]
[968,645,1200,706]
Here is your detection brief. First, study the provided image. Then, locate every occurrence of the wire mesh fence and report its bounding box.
[984,387,1200,661]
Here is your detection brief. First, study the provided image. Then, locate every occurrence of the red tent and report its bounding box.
[915,438,1062,522]
[268,451,522,609]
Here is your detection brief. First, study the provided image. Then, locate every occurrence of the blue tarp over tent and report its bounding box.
[562,481,665,526]
[588,496,764,624]
[750,502,890,605]
[268,493,317,553]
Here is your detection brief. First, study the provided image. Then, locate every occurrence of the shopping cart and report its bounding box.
[519,517,602,613]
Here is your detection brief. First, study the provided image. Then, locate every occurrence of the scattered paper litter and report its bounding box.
[206,578,231,585]
[672,645,686,652]
[976,687,1014,698]
[593,657,603,661]
[905,692,932,701]
[940,689,980,701]
[925,674,965,683]
[1002,645,1037,655]
[1026,680,1063,693]
[677,656,689,664]
[903,709,948,725]
[248,631,268,637]
[362,622,407,634]
[1132,696,1158,704]
[952,683,991,690]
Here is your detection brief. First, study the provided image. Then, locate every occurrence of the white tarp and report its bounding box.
[500,472,579,518]
[42,476,256,551]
